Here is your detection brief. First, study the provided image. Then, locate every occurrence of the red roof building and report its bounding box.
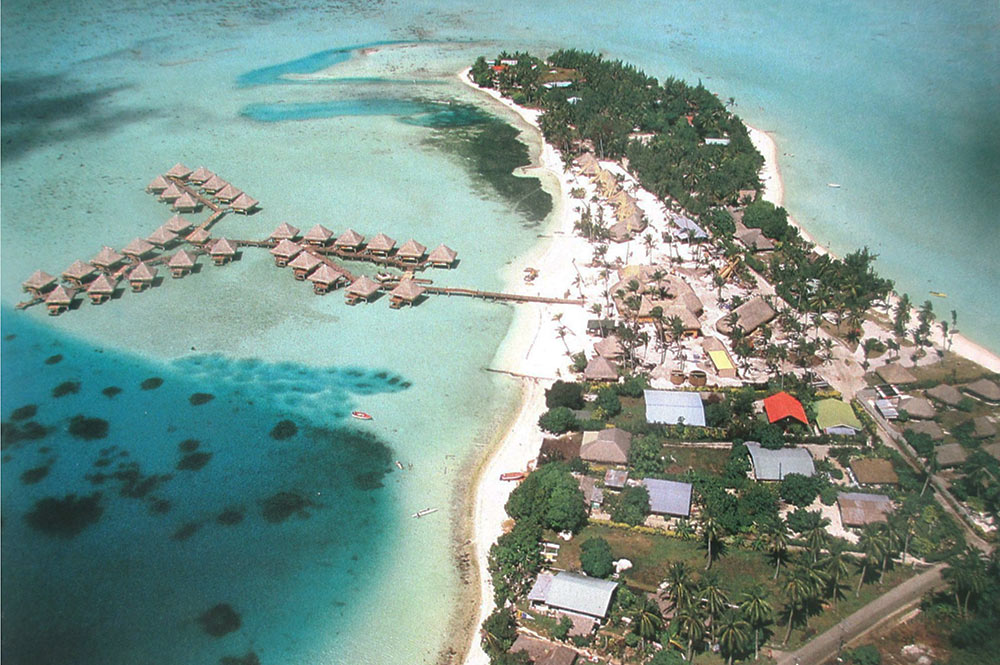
[763,391,808,426]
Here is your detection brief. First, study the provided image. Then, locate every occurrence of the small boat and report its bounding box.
[930,291,947,298]
[412,507,437,518]
[500,471,527,482]
[827,183,841,188]
[351,411,373,420]
[395,460,404,471]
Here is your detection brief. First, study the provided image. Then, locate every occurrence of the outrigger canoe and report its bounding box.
[351,411,373,420]
[500,471,527,482]
[412,507,438,518]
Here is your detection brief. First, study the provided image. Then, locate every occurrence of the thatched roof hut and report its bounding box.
[86,274,117,304]
[900,396,936,420]
[715,296,775,335]
[214,183,243,203]
[167,249,197,277]
[307,264,346,294]
[172,192,202,212]
[61,259,97,286]
[128,262,157,291]
[396,239,427,263]
[594,334,624,359]
[576,152,600,176]
[850,458,899,486]
[876,363,918,385]
[22,270,57,295]
[584,356,619,382]
[302,224,334,246]
[288,251,322,279]
[159,182,183,202]
[335,228,365,251]
[230,192,259,214]
[122,237,156,259]
[903,420,945,441]
[147,225,178,248]
[388,279,424,308]
[185,228,211,246]
[935,443,968,468]
[972,416,997,439]
[963,378,1000,403]
[45,285,77,315]
[208,238,237,265]
[427,244,457,268]
[596,169,619,197]
[91,246,125,270]
[188,166,214,183]
[736,227,775,252]
[269,239,303,266]
[367,232,397,256]
[164,215,193,234]
[146,175,170,193]
[201,175,227,193]
[345,275,381,304]
[926,384,963,407]
[270,223,301,241]
[165,163,192,179]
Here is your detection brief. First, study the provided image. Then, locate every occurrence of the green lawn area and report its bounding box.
[662,445,731,475]
[910,354,994,385]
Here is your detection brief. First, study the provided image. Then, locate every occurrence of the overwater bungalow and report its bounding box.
[302,224,335,247]
[61,259,97,287]
[147,225,179,248]
[201,175,227,193]
[172,192,202,213]
[165,163,192,179]
[396,239,427,264]
[185,228,211,246]
[45,285,77,315]
[307,264,348,295]
[388,278,424,308]
[334,228,365,253]
[128,262,157,292]
[208,238,237,266]
[367,232,397,257]
[159,182,183,202]
[164,214,193,234]
[167,249,197,278]
[230,192,259,214]
[288,251,322,280]
[22,270,57,296]
[91,246,125,271]
[269,239,303,267]
[269,222,301,242]
[86,274,118,304]
[214,183,242,203]
[188,166,214,184]
[146,175,170,193]
[427,244,458,269]
[345,275,381,305]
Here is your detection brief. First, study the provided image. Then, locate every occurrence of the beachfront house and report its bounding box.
[643,389,706,426]
[528,571,618,635]
[745,441,814,481]
[579,428,632,465]
[837,492,892,528]
[583,356,619,382]
[642,478,693,518]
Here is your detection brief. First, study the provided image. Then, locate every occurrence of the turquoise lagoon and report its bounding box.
[2,1,997,664]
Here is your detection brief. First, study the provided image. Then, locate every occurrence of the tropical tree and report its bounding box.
[856,523,889,597]
[819,539,851,607]
[717,610,751,665]
[661,561,697,611]
[481,607,518,660]
[944,546,989,616]
[700,572,730,643]
[803,515,831,564]
[674,607,706,662]
[700,514,725,570]
[738,585,773,661]
[781,566,819,645]
[762,519,790,580]
[629,595,664,649]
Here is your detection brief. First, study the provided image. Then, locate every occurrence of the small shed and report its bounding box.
[837,492,892,527]
[604,468,629,490]
[580,428,632,465]
[642,478,693,517]
[86,274,117,304]
[230,192,259,214]
[172,192,202,212]
[643,389,705,426]
[876,364,918,386]
[61,260,97,287]
[307,264,347,295]
[288,251,322,280]
[875,398,899,420]
[200,175,227,193]
[127,262,157,292]
[214,183,243,203]
[745,441,815,481]
[388,279,424,308]
[584,356,619,382]
[427,244,458,268]
[577,476,604,510]
[396,239,427,264]
[45,285,77,315]
[926,384,963,407]
[935,443,968,468]
[850,458,899,486]
[302,224,335,247]
[963,378,1000,404]
[334,228,366,252]
[91,247,125,271]
[763,391,809,426]
[167,249,197,278]
[269,223,301,242]
[269,239,303,267]
[345,275,382,305]
[367,232,397,257]
[122,238,156,260]
[208,238,237,266]
[814,398,863,435]
[165,163,192,179]
[22,270,57,296]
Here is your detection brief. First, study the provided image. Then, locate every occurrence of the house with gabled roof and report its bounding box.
[579,428,632,465]
[745,441,814,481]
[763,391,809,426]
[642,478,693,517]
[643,389,705,426]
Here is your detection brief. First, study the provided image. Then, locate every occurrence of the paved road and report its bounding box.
[777,563,946,665]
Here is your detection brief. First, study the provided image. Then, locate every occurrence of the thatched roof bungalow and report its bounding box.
[61,260,97,287]
[214,183,243,203]
[159,182,183,202]
[584,356,619,382]
[172,192,202,213]
[208,238,237,266]
[926,383,963,407]
[302,224,334,247]
[165,163,192,179]
[594,334,624,359]
[716,296,775,336]
[164,215,193,234]
[334,228,365,252]
[269,223,301,242]
[288,251,322,280]
[875,363,918,386]
[230,192,259,214]
[45,285,77,315]
[367,232,397,257]
[388,279,425,308]
[345,275,381,305]
[838,492,892,527]
[427,244,457,268]
[86,274,117,304]
[146,175,170,193]
[307,264,347,295]
[397,239,427,264]
[269,239,303,267]
[200,175,227,193]
[91,246,125,271]
[576,152,600,176]
[167,249,197,278]
[963,378,1000,404]
[147,225,179,248]
[122,238,156,260]
[127,262,157,292]
[736,227,775,252]
[580,428,632,465]
[850,458,899,486]
[188,167,214,184]
[185,228,211,246]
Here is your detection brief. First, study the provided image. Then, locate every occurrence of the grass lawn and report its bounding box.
[662,445,731,475]
[910,353,995,385]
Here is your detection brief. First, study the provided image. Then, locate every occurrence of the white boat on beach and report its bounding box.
[827,183,841,188]
[412,507,438,518]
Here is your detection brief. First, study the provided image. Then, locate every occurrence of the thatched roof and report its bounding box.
[580,428,632,464]
[186,228,211,244]
[146,175,170,192]
[289,251,322,271]
[903,420,945,441]
[428,244,457,264]
[594,334,624,359]
[935,443,968,468]
[167,249,196,268]
[201,175,227,192]
[303,224,334,243]
[122,237,156,257]
[164,215,193,233]
[716,296,775,335]
[129,262,157,281]
[850,458,899,485]
[926,384,963,407]
[270,223,300,241]
[736,227,775,252]
[837,492,892,527]
[62,260,96,280]
[397,239,427,259]
[347,275,381,298]
[269,239,303,258]
[45,284,76,305]
[576,152,600,176]
[963,378,1000,403]
[596,169,619,196]
[159,182,183,201]
[165,163,192,178]
[367,232,397,253]
[900,396,936,419]
[308,263,343,285]
[584,355,619,381]
[214,184,242,202]
[230,192,259,212]
[390,279,425,301]
[335,228,365,247]
[209,238,237,256]
[972,416,997,439]
[876,364,918,385]
[188,167,213,183]
[92,246,125,268]
[147,226,178,246]
[172,192,200,211]
[87,274,117,294]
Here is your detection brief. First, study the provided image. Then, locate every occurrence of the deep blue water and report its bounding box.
[0,309,410,665]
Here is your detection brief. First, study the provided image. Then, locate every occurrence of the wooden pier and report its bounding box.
[167,176,222,214]
[419,286,584,306]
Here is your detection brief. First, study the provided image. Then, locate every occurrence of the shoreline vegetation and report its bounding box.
[453,50,999,665]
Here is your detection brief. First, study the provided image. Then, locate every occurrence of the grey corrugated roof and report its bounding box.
[642,478,692,517]
[604,468,629,489]
[644,390,706,426]
[543,572,618,619]
[528,571,555,603]
[745,442,814,480]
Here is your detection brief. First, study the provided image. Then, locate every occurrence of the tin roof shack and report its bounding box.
[643,389,705,426]
[642,478,693,518]
[745,442,815,481]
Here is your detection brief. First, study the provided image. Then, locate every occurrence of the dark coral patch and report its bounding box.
[179,438,200,453]
[102,386,122,398]
[21,464,51,484]
[25,493,103,537]
[45,354,63,365]
[93,457,112,468]
[52,381,81,398]
[198,603,241,637]
[269,419,298,440]
[189,392,215,406]
[1,421,49,447]
[11,404,38,421]
[140,377,164,390]
[177,452,212,471]
[216,508,244,525]
[68,415,109,440]
[260,491,314,523]
[353,471,385,491]
[220,652,260,665]
[149,498,171,515]
[171,522,201,541]
[85,472,107,485]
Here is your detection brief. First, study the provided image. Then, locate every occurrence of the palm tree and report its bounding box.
[804,516,831,564]
[700,572,729,643]
[763,520,790,580]
[630,596,664,648]
[717,610,751,665]
[643,233,655,261]
[739,585,773,660]
[781,566,818,645]
[700,515,725,570]
[819,539,851,607]
[675,607,706,663]
[662,561,697,611]
[856,523,889,597]
[555,325,571,355]
[944,546,988,617]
